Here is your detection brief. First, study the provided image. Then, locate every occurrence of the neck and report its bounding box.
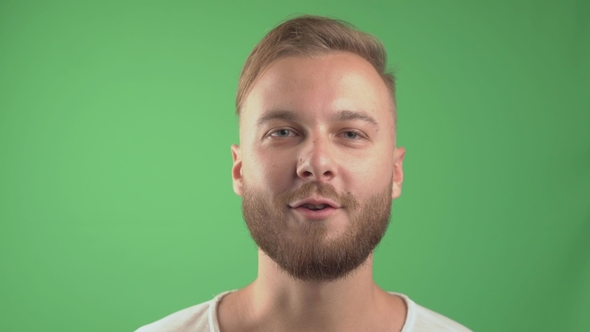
[255,249,377,313]
[218,250,405,332]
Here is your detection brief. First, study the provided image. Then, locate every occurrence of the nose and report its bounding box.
[296,137,336,182]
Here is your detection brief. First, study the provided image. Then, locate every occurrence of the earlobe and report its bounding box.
[231,144,243,197]
[391,147,405,200]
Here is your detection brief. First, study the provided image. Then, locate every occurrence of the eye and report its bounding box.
[341,131,362,140]
[269,128,297,137]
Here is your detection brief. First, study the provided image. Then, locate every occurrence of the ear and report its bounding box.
[391,147,405,200]
[231,144,243,197]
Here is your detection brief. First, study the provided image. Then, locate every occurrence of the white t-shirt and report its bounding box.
[136,291,472,332]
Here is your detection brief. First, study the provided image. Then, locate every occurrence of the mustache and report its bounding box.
[274,182,360,210]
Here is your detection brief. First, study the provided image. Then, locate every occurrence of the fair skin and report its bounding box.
[221,52,406,332]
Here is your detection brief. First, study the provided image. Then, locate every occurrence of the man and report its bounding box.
[137,15,471,332]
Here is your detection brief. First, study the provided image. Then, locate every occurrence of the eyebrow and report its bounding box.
[256,109,380,130]
[330,110,379,129]
[256,110,301,127]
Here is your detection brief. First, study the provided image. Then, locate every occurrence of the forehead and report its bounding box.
[240,52,393,128]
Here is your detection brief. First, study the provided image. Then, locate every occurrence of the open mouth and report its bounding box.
[289,198,340,219]
[291,201,338,220]
[300,203,329,211]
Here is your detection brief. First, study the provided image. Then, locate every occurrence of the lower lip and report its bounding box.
[292,206,338,220]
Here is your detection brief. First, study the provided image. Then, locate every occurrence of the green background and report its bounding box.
[1,0,588,331]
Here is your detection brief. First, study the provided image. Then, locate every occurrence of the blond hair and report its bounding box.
[236,15,396,120]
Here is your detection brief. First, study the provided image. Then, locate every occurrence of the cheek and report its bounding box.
[244,148,294,191]
[341,147,394,195]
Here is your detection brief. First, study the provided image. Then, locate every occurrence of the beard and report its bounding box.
[242,180,393,282]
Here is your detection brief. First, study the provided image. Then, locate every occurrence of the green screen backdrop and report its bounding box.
[1,0,588,331]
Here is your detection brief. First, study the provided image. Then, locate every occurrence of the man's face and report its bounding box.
[232,52,405,282]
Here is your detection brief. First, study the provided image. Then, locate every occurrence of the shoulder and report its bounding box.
[409,303,472,332]
[134,292,230,332]
[391,293,472,332]
[134,301,211,332]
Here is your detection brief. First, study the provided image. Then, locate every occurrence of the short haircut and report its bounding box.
[236,15,396,123]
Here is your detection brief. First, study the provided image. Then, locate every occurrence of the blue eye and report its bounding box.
[270,129,295,137]
[342,131,360,139]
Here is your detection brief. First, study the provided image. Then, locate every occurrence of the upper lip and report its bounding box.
[289,197,341,209]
